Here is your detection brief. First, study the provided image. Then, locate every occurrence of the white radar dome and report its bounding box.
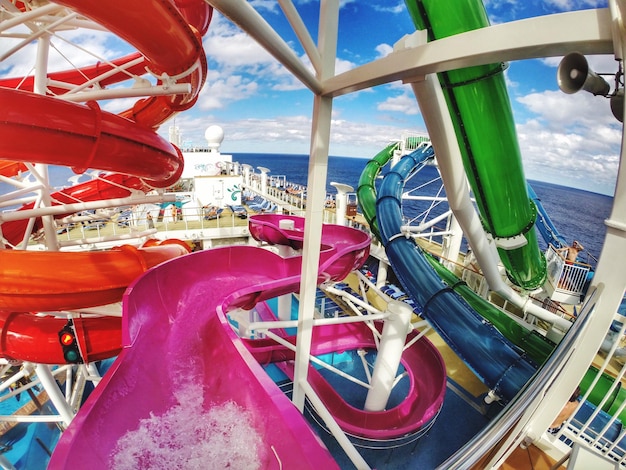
[205,125,224,152]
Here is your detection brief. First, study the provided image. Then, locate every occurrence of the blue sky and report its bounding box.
[0,0,618,195]
[172,0,617,195]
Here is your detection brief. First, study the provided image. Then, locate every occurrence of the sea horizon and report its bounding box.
[38,152,612,261]
[228,152,615,198]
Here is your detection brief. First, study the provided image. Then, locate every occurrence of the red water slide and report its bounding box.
[1,173,151,247]
[0,0,212,363]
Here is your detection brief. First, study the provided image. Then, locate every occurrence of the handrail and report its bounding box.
[437,284,601,470]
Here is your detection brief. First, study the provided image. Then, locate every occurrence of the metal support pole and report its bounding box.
[35,364,74,427]
[330,182,353,226]
[364,300,412,411]
[291,0,339,412]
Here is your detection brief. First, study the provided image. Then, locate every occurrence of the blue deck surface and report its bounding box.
[262,293,493,469]
[311,381,492,469]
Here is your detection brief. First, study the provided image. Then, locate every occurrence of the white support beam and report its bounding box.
[278,0,322,75]
[323,8,613,98]
[59,83,191,103]
[291,0,338,412]
[207,0,322,93]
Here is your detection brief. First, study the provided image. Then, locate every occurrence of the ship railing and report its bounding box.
[243,182,307,215]
[53,203,250,247]
[545,245,591,303]
[439,286,602,469]
[399,132,430,155]
[551,320,626,467]
[53,189,372,247]
[148,204,249,231]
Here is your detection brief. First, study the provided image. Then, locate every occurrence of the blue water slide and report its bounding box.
[528,184,568,249]
[377,146,537,401]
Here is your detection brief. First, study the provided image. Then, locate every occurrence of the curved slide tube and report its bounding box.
[0,0,212,192]
[356,145,556,368]
[360,147,626,419]
[425,254,555,367]
[0,240,189,365]
[247,214,370,276]
[0,88,184,188]
[2,173,154,247]
[0,312,121,365]
[243,320,447,442]
[0,241,190,313]
[405,0,546,290]
[247,214,447,440]
[49,215,373,468]
[356,142,399,241]
[0,161,28,178]
[528,184,568,249]
[377,148,537,401]
[431,253,624,422]
[0,1,210,365]
[45,0,209,129]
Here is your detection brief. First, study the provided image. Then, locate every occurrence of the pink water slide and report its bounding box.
[244,321,447,441]
[50,215,447,468]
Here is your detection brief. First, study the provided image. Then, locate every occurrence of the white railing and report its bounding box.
[546,245,591,297]
[400,133,430,154]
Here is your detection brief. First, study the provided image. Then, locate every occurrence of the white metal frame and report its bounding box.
[206,1,626,467]
[1,0,626,467]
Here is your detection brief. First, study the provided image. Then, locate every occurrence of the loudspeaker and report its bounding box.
[611,88,624,122]
[557,52,610,96]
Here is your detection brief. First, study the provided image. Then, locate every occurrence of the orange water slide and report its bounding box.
[0,240,190,364]
[0,161,27,178]
[0,241,190,312]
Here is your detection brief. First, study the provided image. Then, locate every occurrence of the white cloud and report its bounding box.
[198,72,259,110]
[543,0,606,9]
[0,28,120,79]
[100,97,136,114]
[247,0,272,9]
[515,89,620,194]
[372,2,406,15]
[517,89,616,131]
[374,43,393,59]
[203,15,276,70]
[377,91,420,115]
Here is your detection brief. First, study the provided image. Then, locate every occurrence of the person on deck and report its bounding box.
[557,240,584,264]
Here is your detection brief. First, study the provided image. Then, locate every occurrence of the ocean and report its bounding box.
[46,152,612,263]
[230,153,612,264]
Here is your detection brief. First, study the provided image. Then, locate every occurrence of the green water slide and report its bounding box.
[356,142,399,241]
[430,251,626,421]
[405,0,546,290]
[357,146,626,418]
[425,252,555,366]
